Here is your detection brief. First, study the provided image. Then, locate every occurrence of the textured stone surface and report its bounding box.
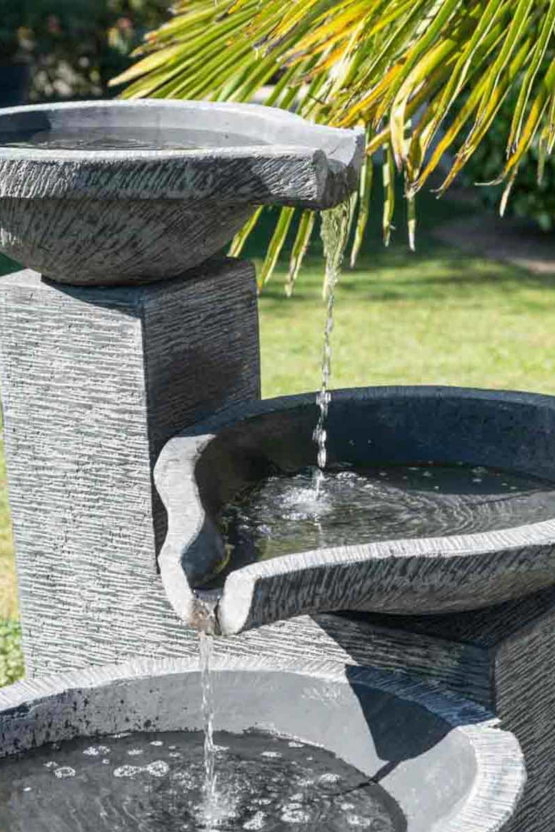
[355,586,555,832]
[0,262,260,676]
[154,387,555,632]
[0,99,364,284]
[0,655,525,832]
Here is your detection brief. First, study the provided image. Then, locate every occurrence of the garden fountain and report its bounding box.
[0,97,549,831]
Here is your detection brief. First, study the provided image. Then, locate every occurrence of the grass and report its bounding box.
[0,253,23,686]
[2,185,555,685]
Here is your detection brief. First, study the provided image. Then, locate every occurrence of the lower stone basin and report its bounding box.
[155,386,555,632]
[0,656,524,832]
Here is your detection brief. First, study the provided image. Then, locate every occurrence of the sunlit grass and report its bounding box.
[258,245,555,398]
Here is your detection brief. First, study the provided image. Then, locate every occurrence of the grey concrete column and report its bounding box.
[0,258,260,676]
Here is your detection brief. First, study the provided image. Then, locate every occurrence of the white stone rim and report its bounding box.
[0,99,364,164]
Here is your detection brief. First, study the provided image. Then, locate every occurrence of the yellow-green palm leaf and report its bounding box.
[112,0,555,288]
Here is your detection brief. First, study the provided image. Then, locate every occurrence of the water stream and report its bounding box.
[199,632,218,829]
[313,203,350,496]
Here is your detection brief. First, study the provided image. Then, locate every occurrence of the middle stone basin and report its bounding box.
[155,386,555,633]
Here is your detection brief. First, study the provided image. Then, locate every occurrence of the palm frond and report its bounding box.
[111,0,555,286]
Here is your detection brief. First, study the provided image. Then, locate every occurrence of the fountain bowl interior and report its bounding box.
[155,386,555,633]
[0,655,524,832]
[0,99,364,285]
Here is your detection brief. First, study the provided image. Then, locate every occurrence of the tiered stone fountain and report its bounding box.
[0,98,547,831]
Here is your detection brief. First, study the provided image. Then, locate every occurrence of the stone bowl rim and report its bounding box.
[0,654,525,832]
[155,385,555,631]
[0,98,364,167]
[162,384,555,564]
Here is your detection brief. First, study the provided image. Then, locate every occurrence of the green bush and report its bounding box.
[2,0,169,101]
[460,85,555,233]
[0,0,26,61]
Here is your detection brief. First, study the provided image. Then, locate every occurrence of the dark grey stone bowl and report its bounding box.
[0,100,364,285]
[155,386,555,633]
[0,656,524,832]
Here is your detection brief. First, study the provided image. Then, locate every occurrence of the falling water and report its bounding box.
[199,631,218,829]
[313,202,351,496]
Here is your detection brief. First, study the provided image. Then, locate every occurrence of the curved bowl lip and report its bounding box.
[0,653,525,832]
[154,384,555,630]
[0,98,364,165]
[157,383,555,570]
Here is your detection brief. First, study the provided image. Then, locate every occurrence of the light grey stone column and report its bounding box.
[0,258,260,676]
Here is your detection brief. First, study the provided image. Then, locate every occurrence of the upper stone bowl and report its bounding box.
[0,99,364,286]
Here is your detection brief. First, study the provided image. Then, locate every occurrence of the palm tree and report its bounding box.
[112,0,555,286]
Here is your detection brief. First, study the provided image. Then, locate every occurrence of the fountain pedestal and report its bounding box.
[0,260,259,675]
[323,591,555,832]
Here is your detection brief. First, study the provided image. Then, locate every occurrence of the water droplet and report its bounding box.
[320,772,341,784]
[150,740,164,747]
[244,811,266,830]
[146,760,170,777]
[54,767,76,779]
[127,748,144,757]
[114,765,142,779]
[281,807,311,823]
[83,745,110,757]
[347,815,372,828]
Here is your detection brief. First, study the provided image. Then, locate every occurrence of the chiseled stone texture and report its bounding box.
[363,585,555,832]
[0,260,259,676]
[154,388,555,633]
[0,100,364,284]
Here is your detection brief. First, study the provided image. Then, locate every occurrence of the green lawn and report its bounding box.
[3,188,555,685]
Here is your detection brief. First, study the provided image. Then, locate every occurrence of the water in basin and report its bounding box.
[0,728,402,832]
[215,463,555,573]
[0,127,268,151]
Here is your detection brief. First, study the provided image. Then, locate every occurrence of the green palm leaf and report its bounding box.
[111,0,555,289]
